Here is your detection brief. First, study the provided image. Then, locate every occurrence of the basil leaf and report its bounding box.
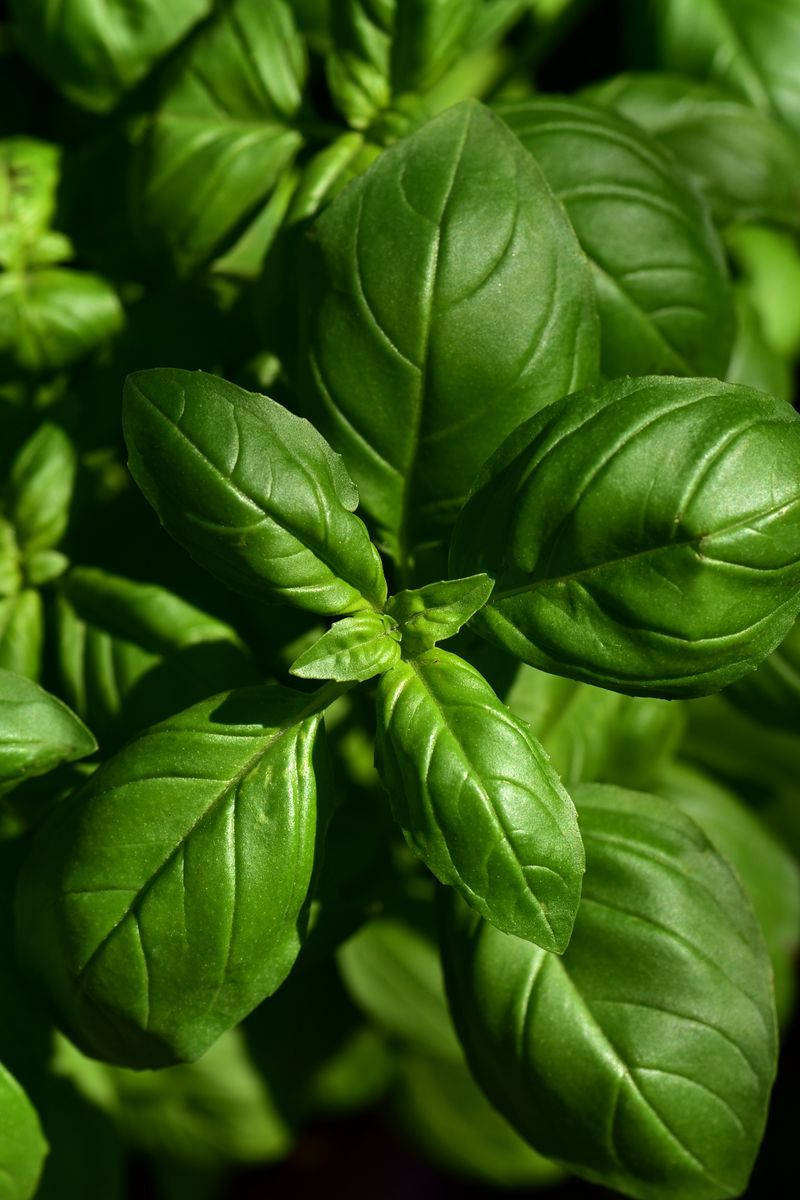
[326,0,480,128]
[499,97,734,378]
[290,612,400,682]
[55,567,259,748]
[134,0,305,272]
[453,376,800,697]
[9,0,213,114]
[0,268,123,374]
[375,648,584,951]
[654,761,800,1026]
[338,915,462,1060]
[17,683,334,1067]
[727,289,793,404]
[303,99,599,574]
[123,369,387,616]
[725,223,800,360]
[441,783,778,1200]
[386,574,494,656]
[725,613,800,732]
[0,669,96,798]
[0,1061,47,1200]
[8,424,75,556]
[0,520,21,598]
[0,592,43,680]
[642,0,800,136]
[584,72,800,230]
[0,138,71,270]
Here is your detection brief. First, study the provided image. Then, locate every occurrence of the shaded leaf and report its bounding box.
[0,669,95,799]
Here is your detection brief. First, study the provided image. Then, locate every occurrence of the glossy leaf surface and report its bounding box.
[386,574,494,656]
[17,684,332,1067]
[0,669,96,798]
[303,99,599,572]
[123,369,387,615]
[499,97,734,378]
[290,611,400,682]
[441,784,778,1200]
[452,375,800,697]
[0,1061,47,1200]
[375,648,584,951]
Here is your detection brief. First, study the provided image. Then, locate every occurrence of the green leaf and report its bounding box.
[452,375,800,697]
[0,591,43,680]
[0,1060,47,1200]
[583,72,800,230]
[506,665,684,788]
[725,224,800,360]
[54,567,259,749]
[338,915,463,1060]
[0,520,21,598]
[0,138,71,270]
[9,0,213,114]
[654,761,800,1026]
[7,424,76,555]
[441,783,778,1200]
[326,0,480,128]
[375,648,584,951]
[0,669,96,798]
[16,683,335,1067]
[302,99,599,574]
[386,574,494,656]
[123,369,387,616]
[727,289,793,404]
[641,0,800,137]
[498,97,735,378]
[725,613,800,732]
[290,611,400,682]
[134,0,305,272]
[0,268,123,375]
[22,550,69,588]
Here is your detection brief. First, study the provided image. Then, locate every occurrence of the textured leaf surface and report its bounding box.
[123,369,387,615]
[584,72,800,229]
[499,97,734,378]
[0,269,123,374]
[0,1061,47,1200]
[16,684,332,1067]
[290,611,400,681]
[303,100,599,572]
[452,375,800,697]
[9,0,212,113]
[375,648,584,951]
[387,574,494,656]
[0,669,96,797]
[441,784,778,1200]
[654,761,800,1025]
[642,0,800,136]
[55,567,259,748]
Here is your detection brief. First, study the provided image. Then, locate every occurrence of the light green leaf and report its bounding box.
[375,648,584,951]
[0,520,21,598]
[123,369,387,616]
[725,224,800,360]
[727,289,793,404]
[499,97,734,378]
[0,591,43,680]
[302,99,599,574]
[54,566,258,748]
[654,760,800,1025]
[641,0,800,136]
[7,424,76,555]
[9,0,213,113]
[452,375,800,697]
[0,269,123,374]
[0,138,71,270]
[16,683,334,1067]
[386,574,494,656]
[441,783,778,1200]
[22,550,69,588]
[0,669,96,798]
[0,1060,47,1200]
[290,611,400,682]
[583,72,800,230]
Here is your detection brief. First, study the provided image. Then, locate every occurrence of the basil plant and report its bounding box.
[3,2,800,1199]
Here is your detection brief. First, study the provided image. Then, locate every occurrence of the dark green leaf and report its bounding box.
[9,0,213,113]
[0,269,123,375]
[0,669,96,798]
[123,369,387,616]
[386,574,494,656]
[0,1061,47,1200]
[7,424,76,555]
[302,99,599,573]
[725,613,800,732]
[290,611,400,682]
[375,648,584,951]
[453,375,800,697]
[583,72,800,230]
[499,97,734,378]
[16,683,334,1067]
[441,783,778,1200]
